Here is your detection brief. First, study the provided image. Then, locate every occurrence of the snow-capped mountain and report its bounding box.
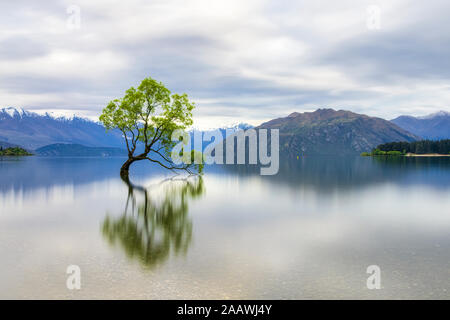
[0,107,124,150]
[0,107,255,151]
[189,122,254,149]
[0,107,94,122]
[391,110,450,140]
[0,107,36,120]
[417,110,450,120]
[220,122,254,133]
[190,122,253,133]
[190,122,253,137]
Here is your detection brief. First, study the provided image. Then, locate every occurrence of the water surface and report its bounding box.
[0,156,449,299]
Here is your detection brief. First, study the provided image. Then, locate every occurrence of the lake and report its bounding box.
[0,156,449,299]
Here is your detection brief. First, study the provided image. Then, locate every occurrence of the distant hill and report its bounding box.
[257,109,420,156]
[36,144,126,157]
[0,107,124,149]
[391,111,450,140]
[0,140,19,149]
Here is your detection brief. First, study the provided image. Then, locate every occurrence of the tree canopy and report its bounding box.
[99,77,202,179]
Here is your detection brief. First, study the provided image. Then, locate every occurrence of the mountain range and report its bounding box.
[0,107,124,150]
[391,111,450,140]
[257,109,420,156]
[1,106,449,156]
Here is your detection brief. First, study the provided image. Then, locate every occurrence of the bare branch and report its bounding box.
[145,157,194,175]
[150,148,173,164]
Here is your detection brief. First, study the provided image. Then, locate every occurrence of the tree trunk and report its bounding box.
[120,158,135,183]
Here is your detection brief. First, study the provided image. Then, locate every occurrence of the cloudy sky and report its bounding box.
[0,0,449,127]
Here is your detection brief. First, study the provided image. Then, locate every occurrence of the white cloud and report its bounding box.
[0,0,449,128]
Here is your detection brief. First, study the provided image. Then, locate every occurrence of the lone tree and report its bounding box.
[100,77,202,181]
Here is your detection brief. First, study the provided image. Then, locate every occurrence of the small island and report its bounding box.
[361,139,450,157]
[0,147,33,156]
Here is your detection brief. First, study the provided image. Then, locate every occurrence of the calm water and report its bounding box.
[0,156,449,299]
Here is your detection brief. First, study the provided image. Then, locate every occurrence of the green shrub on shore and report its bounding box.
[0,147,33,156]
[387,150,403,156]
[361,149,404,157]
[376,139,450,154]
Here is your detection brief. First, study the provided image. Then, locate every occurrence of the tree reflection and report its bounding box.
[102,176,204,269]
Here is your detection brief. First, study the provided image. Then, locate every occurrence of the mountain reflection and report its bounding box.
[102,176,204,269]
[222,156,450,191]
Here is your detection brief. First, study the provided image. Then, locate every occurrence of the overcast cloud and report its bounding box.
[0,0,449,127]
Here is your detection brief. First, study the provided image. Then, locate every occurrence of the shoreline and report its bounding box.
[405,153,450,157]
[361,152,450,157]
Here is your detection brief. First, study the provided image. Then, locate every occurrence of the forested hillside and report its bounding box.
[376,139,450,154]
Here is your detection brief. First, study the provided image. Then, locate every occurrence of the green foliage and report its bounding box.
[362,140,450,156]
[375,139,450,155]
[371,149,387,156]
[0,147,32,156]
[189,150,204,174]
[387,151,403,156]
[361,149,405,157]
[99,76,201,175]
